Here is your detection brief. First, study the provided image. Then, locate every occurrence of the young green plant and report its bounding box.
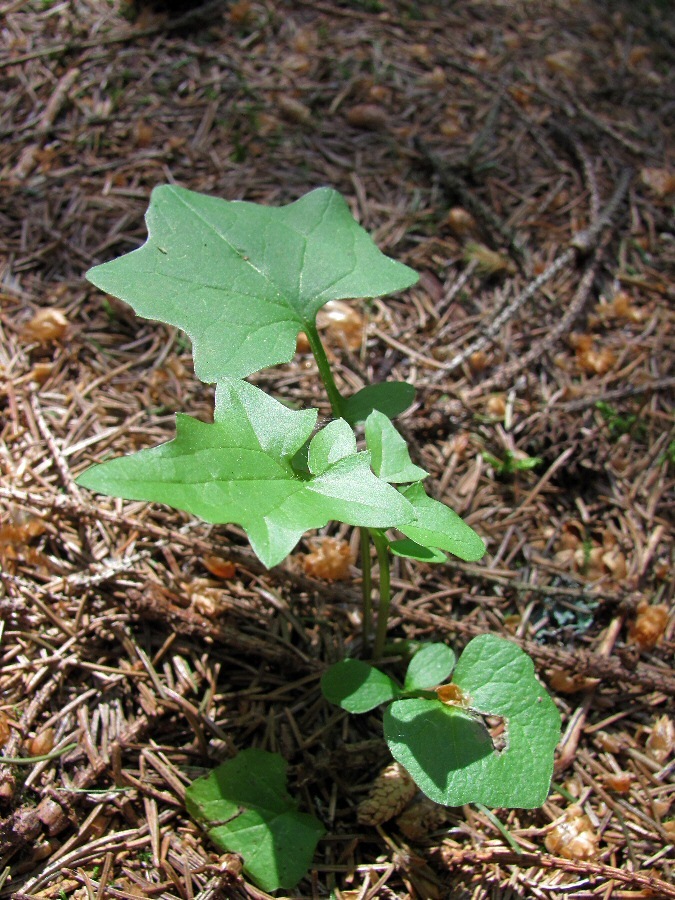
[77,186,560,844]
[77,185,485,657]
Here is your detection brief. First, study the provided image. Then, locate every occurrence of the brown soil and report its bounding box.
[0,1,673,898]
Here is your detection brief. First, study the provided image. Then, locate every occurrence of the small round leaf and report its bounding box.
[321,659,399,713]
[404,643,456,691]
[343,382,415,425]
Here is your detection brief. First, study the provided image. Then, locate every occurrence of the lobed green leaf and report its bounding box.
[77,379,414,568]
[86,186,418,383]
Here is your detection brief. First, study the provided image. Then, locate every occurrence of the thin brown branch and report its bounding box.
[397,605,675,696]
[440,846,675,898]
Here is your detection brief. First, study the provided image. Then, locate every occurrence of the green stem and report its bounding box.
[304,322,344,418]
[0,743,78,765]
[360,528,373,652]
[371,529,391,661]
[304,323,382,658]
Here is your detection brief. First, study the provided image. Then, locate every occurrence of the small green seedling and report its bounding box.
[322,636,560,808]
[78,187,561,878]
[595,400,647,441]
[482,449,542,478]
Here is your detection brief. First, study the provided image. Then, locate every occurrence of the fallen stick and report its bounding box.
[11,67,80,179]
[440,845,675,898]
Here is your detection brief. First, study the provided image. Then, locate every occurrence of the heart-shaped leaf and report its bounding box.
[342,382,415,424]
[185,749,325,892]
[77,378,414,568]
[86,186,418,383]
[384,699,495,800]
[321,659,400,713]
[365,411,428,484]
[404,643,456,691]
[384,635,561,808]
[397,483,486,562]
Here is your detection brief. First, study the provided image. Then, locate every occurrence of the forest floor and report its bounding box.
[0,0,673,897]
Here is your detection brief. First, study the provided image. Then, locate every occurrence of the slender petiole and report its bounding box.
[303,321,344,419]
[371,529,392,661]
[360,528,373,652]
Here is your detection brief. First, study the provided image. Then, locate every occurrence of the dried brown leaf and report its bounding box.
[316,299,365,351]
[595,731,623,754]
[396,795,450,841]
[486,394,506,417]
[435,683,471,707]
[229,1,254,26]
[545,50,583,77]
[445,207,480,239]
[602,772,633,793]
[548,669,599,694]
[29,362,54,384]
[468,350,489,374]
[345,104,387,130]
[202,556,236,580]
[628,601,669,650]
[27,728,55,757]
[545,806,600,860]
[646,715,674,763]
[0,713,12,748]
[640,168,675,197]
[21,309,68,344]
[464,242,516,276]
[134,119,154,148]
[418,66,446,88]
[277,96,312,126]
[302,537,353,581]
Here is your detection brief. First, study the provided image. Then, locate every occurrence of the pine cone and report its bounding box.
[357,762,417,826]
